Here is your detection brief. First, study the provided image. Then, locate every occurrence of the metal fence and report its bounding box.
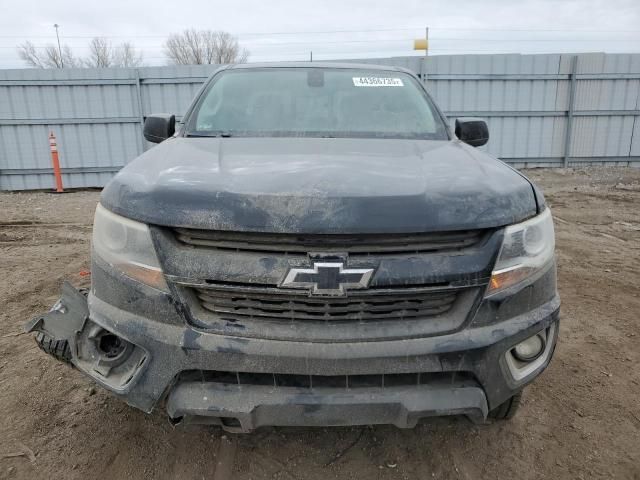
[1,52,639,190]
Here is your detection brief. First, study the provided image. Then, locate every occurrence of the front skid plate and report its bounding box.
[166,382,489,432]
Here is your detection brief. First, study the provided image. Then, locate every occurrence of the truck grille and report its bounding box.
[191,286,458,323]
[173,228,486,255]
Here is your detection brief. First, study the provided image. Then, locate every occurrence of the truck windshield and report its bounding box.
[185,68,448,140]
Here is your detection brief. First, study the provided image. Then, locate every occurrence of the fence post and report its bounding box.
[134,68,145,154]
[563,55,578,167]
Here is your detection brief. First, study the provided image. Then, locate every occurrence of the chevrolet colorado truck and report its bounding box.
[26,63,559,432]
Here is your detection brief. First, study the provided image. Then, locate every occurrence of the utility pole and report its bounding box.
[310,51,313,62]
[53,24,63,68]
[413,27,429,85]
[424,27,429,86]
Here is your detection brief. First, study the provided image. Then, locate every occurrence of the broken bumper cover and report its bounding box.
[24,282,149,394]
[26,282,560,432]
[24,282,89,345]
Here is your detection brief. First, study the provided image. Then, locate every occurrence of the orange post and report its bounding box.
[49,131,64,193]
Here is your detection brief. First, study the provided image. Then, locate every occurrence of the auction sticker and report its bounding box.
[352,77,404,87]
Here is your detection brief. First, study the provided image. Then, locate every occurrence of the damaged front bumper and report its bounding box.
[26,280,560,433]
[25,282,89,348]
[25,282,148,394]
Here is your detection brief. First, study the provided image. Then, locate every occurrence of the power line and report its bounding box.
[4,36,638,50]
[430,27,640,32]
[0,26,639,39]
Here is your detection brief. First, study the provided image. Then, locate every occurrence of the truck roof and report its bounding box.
[226,61,414,75]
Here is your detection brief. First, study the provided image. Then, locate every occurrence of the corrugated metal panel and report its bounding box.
[0,66,147,189]
[430,79,560,112]
[411,53,567,166]
[571,116,635,157]
[567,53,640,159]
[1,53,639,190]
[574,79,639,110]
[482,116,564,159]
[630,92,640,156]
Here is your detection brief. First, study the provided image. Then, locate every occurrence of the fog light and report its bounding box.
[512,334,545,362]
[76,322,148,390]
[97,333,126,360]
[85,326,135,374]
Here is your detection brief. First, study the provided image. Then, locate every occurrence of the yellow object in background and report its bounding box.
[414,38,429,51]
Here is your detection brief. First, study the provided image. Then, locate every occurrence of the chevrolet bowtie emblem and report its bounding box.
[281,260,375,296]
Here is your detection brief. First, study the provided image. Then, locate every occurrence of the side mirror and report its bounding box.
[143,114,176,143]
[455,118,489,147]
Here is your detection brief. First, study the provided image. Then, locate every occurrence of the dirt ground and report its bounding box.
[0,167,639,480]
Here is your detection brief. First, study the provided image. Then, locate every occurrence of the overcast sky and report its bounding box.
[0,0,639,68]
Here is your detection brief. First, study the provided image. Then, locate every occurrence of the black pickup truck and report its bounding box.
[26,62,559,433]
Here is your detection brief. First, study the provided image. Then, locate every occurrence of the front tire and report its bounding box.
[35,331,72,364]
[488,391,523,420]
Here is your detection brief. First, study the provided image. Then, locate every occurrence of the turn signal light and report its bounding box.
[488,267,535,294]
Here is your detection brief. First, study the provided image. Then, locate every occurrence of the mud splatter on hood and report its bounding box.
[101,137,537,233]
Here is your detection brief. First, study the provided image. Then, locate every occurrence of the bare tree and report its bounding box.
[164,29,248,65]
[212,32,249,64]
[18,41,80,68]
[84,38,144,68]
[84,37,113,67]
[18,38,144,69]
[17,42,43,67]
[115,42,144,67]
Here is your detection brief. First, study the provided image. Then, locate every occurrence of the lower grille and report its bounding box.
[179,370,477,390]
[191,286,458,323]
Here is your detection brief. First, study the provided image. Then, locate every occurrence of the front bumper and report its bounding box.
[26,278,560,432]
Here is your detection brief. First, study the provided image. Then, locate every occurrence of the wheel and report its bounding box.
[35,331,72,364]
[488,391,523,420]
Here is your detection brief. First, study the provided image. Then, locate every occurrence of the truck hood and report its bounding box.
[101,137,537,233]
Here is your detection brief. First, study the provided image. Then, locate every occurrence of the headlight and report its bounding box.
[92,204,168,292]
[487,208,555,295]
